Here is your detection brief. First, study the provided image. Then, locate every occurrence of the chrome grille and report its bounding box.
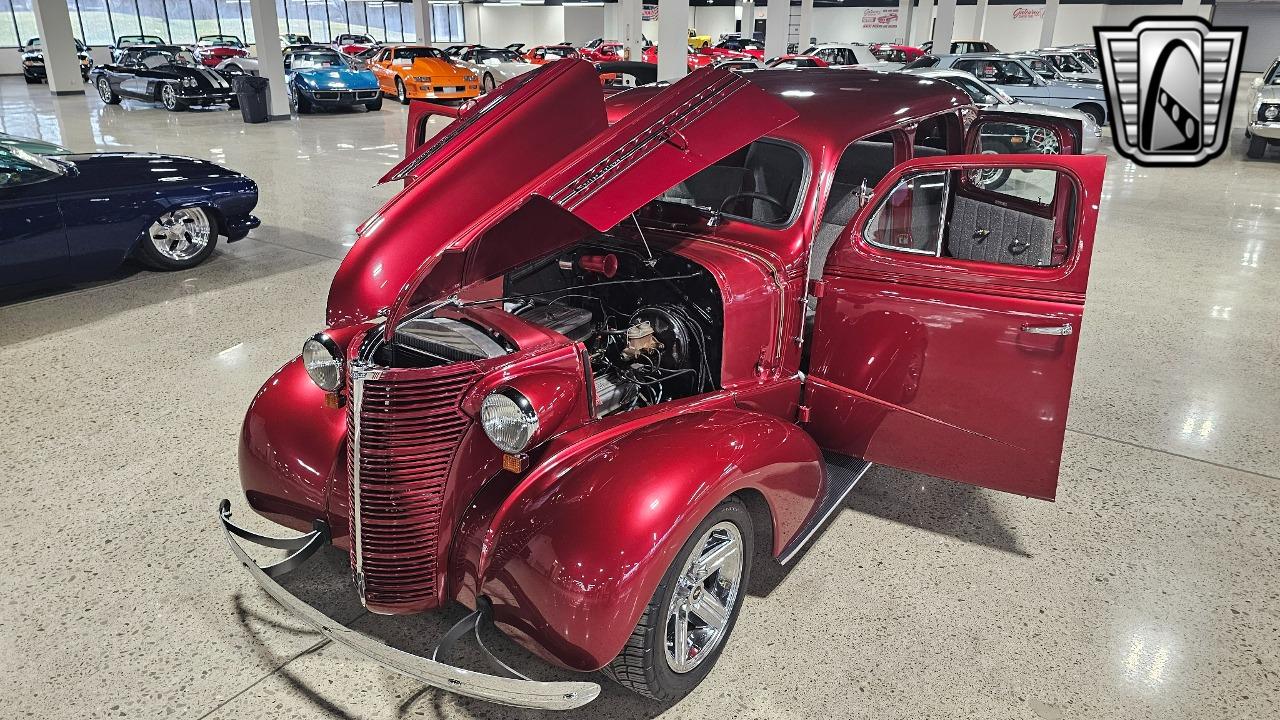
[348,362,477,614]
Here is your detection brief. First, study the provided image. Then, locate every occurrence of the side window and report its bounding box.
[912,114,956,156]
[810,133,899,278]
[861,167,1075,268]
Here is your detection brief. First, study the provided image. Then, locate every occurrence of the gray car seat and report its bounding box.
[809,140,896,279]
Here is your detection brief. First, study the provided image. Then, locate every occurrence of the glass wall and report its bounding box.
[0,0,430,48]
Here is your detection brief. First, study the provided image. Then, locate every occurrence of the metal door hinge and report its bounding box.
[797,405,811,423]
[807,278,826,298]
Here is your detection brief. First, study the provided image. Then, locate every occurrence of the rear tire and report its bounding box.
[602,497,753,701]
[1247,134,1268,159]
[24,75,40,85]
[96,77,120,104]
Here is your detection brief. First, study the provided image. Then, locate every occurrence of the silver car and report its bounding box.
[1246,57,1280,159]
[903,67,1102,154]
[920,53,1109,126]
[1031,49,1101,83]
[454,46,537,94]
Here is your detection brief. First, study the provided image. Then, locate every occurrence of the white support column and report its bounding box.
[657,0,688,81]
[1039,0,1060,48]
[620,0,644,60]
[972,0,988,40]
[896,0,914,46]
[740,0,755,38]
[412,0,430,44]
[763,1,788,60]
[248,0,290,120]
[797,0,815,48]
[915,0,934,50]
[932,0,956,55]
[32,0,83,95]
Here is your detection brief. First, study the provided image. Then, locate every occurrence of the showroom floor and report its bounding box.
[1,75,1277,720]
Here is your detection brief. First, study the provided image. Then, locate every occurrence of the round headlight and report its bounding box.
[480,389,538,454]
[1265,105,1279,121]
[302,334,343,391]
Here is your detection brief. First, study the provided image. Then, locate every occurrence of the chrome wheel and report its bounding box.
[664,521,743,674]
[396,78,407,104]
[97,77,112,102]
[1027,127,1061,154]
[161,83,178,110]
[148,207,212,261]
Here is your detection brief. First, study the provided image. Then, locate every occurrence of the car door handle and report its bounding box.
[1021,323,1073,336]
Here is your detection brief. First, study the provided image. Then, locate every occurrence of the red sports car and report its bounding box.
[333,32,378,56]
[698,37,765,60]
[221,61,1105,710]
[767,54,830,69]
[579,40,625,62]
[192,34,247,68]
[641,44,714,72]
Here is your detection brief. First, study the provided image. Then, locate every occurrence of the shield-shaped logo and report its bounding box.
[1095,17,1247,167]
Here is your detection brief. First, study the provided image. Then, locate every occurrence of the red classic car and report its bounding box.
[525,44,581,64]
[641,44,715,72]
[871,43,925,64]
[579,39,626,62]
[333,32,378,56]
[220,61,1103,710]
[192,34,247,68]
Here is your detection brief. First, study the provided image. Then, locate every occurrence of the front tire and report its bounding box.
[24,74,40,85]
[134,207,218,270]
[364,95,383,111]
[97,77,120,104]
[1247,134,1268,159]
[160,83,185,112]
[1075,103,1105,127]
[603,497,753,701]
[395,77,409,105]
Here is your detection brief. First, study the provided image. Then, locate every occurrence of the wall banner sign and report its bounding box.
[861,9,899,29]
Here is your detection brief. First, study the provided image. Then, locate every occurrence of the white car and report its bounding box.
[903,67,1102,154]
[799,43,902,71]
[1031,49,1101,83]
[1246,57,1280,159]
[454,46,537,93]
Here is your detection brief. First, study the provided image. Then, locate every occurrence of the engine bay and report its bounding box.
[375,240,724,418]
[506,242,724,416]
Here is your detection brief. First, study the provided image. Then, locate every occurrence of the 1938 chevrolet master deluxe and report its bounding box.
[219,61,1105,709]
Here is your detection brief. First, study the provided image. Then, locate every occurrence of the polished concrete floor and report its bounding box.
[1,76,1277,720]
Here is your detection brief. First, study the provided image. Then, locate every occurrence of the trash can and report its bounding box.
[233,75,271,124]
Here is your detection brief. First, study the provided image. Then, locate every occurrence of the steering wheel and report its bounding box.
[718,191,786,221]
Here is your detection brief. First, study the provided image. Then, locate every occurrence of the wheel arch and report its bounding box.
[459,407,824,672]
[126,202,226,258]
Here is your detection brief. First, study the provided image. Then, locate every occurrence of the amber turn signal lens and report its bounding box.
[502,453,528,473]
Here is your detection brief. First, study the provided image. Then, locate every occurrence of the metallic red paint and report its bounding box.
[234,65,1105,688]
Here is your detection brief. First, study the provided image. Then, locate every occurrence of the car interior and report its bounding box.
[660,140,806,226]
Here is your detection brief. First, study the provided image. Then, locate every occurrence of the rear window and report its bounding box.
[904,55,939,69]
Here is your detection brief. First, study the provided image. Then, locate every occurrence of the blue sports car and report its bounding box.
[285,48,382,113]
[0,142,259,297]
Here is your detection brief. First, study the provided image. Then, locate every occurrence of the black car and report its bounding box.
[0,144,259,298]
[19,37,93,84]
[90,46,235,112]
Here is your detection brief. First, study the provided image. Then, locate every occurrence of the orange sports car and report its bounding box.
[367,45,480,105]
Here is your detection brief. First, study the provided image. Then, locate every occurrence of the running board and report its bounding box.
[778,452,873,564]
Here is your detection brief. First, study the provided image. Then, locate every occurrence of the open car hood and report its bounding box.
[325,60,797,333]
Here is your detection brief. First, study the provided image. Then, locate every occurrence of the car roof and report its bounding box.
[609,69,969,148]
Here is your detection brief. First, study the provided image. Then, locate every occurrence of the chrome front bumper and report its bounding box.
[217,500,600,710]
[1248,121,1280,141]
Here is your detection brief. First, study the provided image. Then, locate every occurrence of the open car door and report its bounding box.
[803,148,1105,500]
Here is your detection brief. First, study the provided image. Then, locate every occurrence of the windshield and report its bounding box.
[393,47,446,61]
[1266,62,1280,85]
[472,49,521,63]
[341,35,374,45]
[658,139,806,227]
[288,51,345,69]
[954,58,1037,86]
[0,145,67,188]
[119,35,164,45]
[944,75,1014,104]
[1046,54,1086,73]
[200,36,243,47]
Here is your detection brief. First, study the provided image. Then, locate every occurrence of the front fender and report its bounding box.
[458,408,823,671]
